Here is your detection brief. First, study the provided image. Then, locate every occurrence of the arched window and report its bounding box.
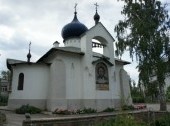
[18,73,24,90]
[96,62,109,90]
[92,36,107,55]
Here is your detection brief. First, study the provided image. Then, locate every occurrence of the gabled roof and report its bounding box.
[37,47,84,62]
[81,22,115,42]
[6,58,50,70]
[7,59,28,70]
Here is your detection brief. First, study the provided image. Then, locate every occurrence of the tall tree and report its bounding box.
[1,71,10,81]
[115,0,170,110]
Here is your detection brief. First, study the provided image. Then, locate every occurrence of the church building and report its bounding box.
[7,5,132,111]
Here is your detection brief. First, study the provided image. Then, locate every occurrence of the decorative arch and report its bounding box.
[95,62,109,90]
[18,73,24,90]
[92,36,108,54]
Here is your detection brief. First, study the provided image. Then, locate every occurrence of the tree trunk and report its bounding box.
[159,85,167,111]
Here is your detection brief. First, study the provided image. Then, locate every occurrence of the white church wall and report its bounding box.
[121,69,132,105]
[46,52,84,111]
[8,64,49,109]
[86,23,115,60]
[79,23,122,110]
[80,23,116,100]
[115,64,123,98]
[80,35,95,99]
[48,59,66,99]
[63,54,83,99]
[47,57,67,111]
[64,38,80,48]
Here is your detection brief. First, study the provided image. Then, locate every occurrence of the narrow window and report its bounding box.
[18,73,24,90]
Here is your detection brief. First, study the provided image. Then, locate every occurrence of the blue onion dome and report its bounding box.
[61,12,88,41]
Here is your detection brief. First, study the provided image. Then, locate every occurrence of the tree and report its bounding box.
[0,71,10,81]
[115,0,170,110]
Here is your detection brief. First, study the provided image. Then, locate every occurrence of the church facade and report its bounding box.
[7,8,132,111]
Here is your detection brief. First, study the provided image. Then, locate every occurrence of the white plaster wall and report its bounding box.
[121,69,132,104]
[84,23,115,60]
[64,38,80,48]
[9,64,49,100]
[63,54,83,99]
[48,59,66,99]
[80,23,116,100]
[47,52,83,100]
[115,64,123,98]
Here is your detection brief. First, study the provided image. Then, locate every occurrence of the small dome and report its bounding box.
[61,12,88,41]
[94,11,100,25]
[94,12,100,21]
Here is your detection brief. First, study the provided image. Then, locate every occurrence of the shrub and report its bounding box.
[0,112,6,124]
[151,114,170,126]
[132,97,145,103]
[0,96,8,106]
[76,108,97,114]
[16,104,41,114]
[95,115,146,126]
[52,109,74,115]
[121,105,135,110]
[102,107,115,112]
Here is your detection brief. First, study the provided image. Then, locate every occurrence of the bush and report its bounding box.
[132,97,145,103]
[121,105,135,110]
[76,108,97,114]
[151,114,170,126]
[52,109,74,115]
[95,115,146,126]
[16,104,41,114]
[0,96,8,106]
[52,108,97,115]
[0,112,6,124]
[102,107,115,112]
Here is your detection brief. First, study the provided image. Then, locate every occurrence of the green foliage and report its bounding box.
[0,70,11,81]
[102,107,115,112]
[151,114,170,126]
[130,81,145,103]
[132,97,145,103]
[15,104,41,114]
[0,96,8,106]
[95,115,146,126]
[115,0,170,111]
[52,109,74,115]
[76,108,97,114]
[121,105,135,110]
[0,112,6,124]
[166,86,170,100]
[52,108,97,115]
[144,81,159,102]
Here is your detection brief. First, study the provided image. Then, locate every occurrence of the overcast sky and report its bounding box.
[0,0,169,83]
